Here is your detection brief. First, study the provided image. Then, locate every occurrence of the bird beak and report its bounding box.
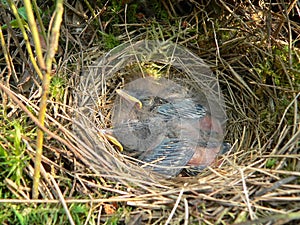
[116,89,143,109]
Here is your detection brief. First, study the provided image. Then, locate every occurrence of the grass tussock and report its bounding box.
[0,0,299,224]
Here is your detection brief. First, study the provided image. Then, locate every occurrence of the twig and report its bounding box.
[240,168,256,220]
[165,183,187,225]
[0,26,13,85]
[183,198,189,225]
[49,174,76,225]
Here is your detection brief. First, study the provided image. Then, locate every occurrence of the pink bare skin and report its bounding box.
[188,115,223,166]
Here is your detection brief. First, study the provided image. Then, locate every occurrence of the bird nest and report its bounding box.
[73,40,228,180]
[70,34,299,221]
[0,0,298,223]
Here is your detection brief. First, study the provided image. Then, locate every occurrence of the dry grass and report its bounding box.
[0,0,299,224]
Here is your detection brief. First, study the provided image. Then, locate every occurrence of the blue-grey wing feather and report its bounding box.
[139,138,194,177]
[156,99,207,119]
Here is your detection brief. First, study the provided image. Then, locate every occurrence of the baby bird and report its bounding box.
[111,83,228,177]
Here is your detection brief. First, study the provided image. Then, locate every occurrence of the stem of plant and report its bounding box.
[23,0,46,70]
[32,72,51,199]
[32,0,64,199]
[7,0,44,80]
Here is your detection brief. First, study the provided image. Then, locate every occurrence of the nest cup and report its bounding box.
[73,40,227,180]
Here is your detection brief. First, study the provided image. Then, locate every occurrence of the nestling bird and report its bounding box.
[110,78,228,177]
